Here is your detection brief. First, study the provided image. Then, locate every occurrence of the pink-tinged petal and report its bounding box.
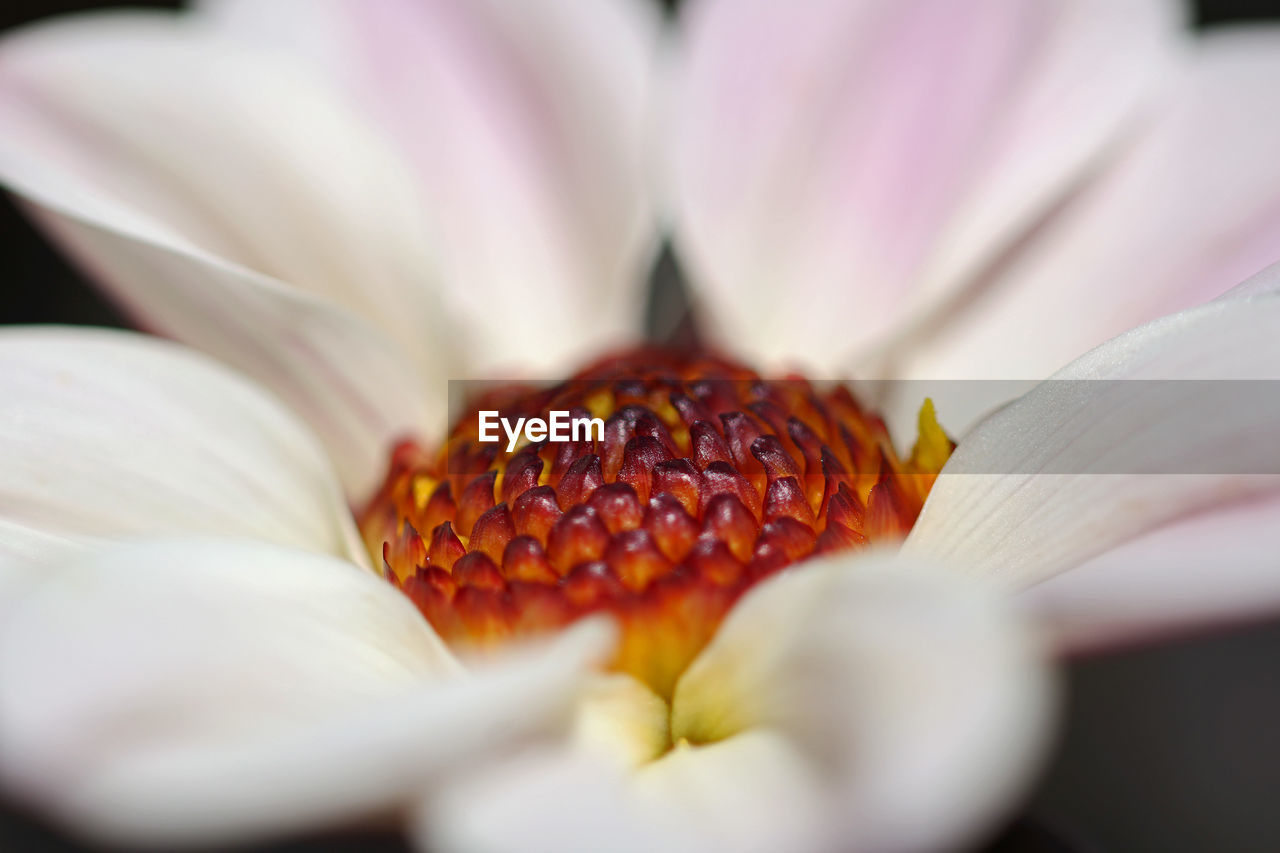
[898,28,1280,389]
[1022,493,1280,655]
[904,265,1280,588]
[417,555,1052,853]
[202,0,663,373]
[669,0,1183,371]
[0,539,613,847]
[0,328,365,568]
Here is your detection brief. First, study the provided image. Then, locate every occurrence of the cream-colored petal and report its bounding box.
[573,673,670,769]
[896,29,1280,403]
[1022,492,1280,655]
[418,555,1052,853]
[0,539,612,847]
[669,0,1183,371]
[201,0,663,374]
[0,327,364,568]
[905,265,1280,587]
[0,12,441,497]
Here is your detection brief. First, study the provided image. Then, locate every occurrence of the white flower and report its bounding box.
[0,2,1279,852]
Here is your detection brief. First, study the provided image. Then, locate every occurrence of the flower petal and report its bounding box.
[671,555,1052,853]
[668,0,1183,370]
[416,733,825,853]
[201,0,663,373]
[0,539,612,847]
[1021,492,1280,655]
[417,555,1052,853]
[0,11,440,496]
[904,266,1280,588]
[573,673,670,768]
[0,327,365,568]
[0,11,447,367]
[896,28,1280,391]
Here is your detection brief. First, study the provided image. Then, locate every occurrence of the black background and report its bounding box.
[3,2,1280,852]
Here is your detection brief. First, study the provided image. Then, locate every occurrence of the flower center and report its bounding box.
[359,348,951,697]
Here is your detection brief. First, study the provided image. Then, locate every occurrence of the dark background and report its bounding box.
[4,2,1280,852]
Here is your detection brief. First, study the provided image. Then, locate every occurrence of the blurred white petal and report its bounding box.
[0,328,363,568]
[669,0,1183,371]
[0,539,613,847]
[0,12,449,369]
[897,29,1280,401]
[202,0,663,373]
[0,541,45,618]
[1022,493,1280,655]
[418,556,1052,853]
[0,519,88,573]
[905,266,1280,587]
[5,205,430,502]
[671,555,1052,853]
[0,12,444,496]
[416,732,824,853]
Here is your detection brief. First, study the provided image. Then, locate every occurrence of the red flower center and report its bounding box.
[359,348,952,696]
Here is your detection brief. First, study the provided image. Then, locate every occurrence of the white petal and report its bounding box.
[201,0,663,373]
[0,11,447,368]
[668,0,1183,371]
[416,733,826,853]
[671,555,1052,853]
[0,327,365,568]
[897,28,1280,393]
[418,555,1052,853]
[0,539,613,847]
[0,12,440,496]
[12,209,430,501]
[1021,492,1280,655]
[0,539,46,617]
[904,266,1280,587]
